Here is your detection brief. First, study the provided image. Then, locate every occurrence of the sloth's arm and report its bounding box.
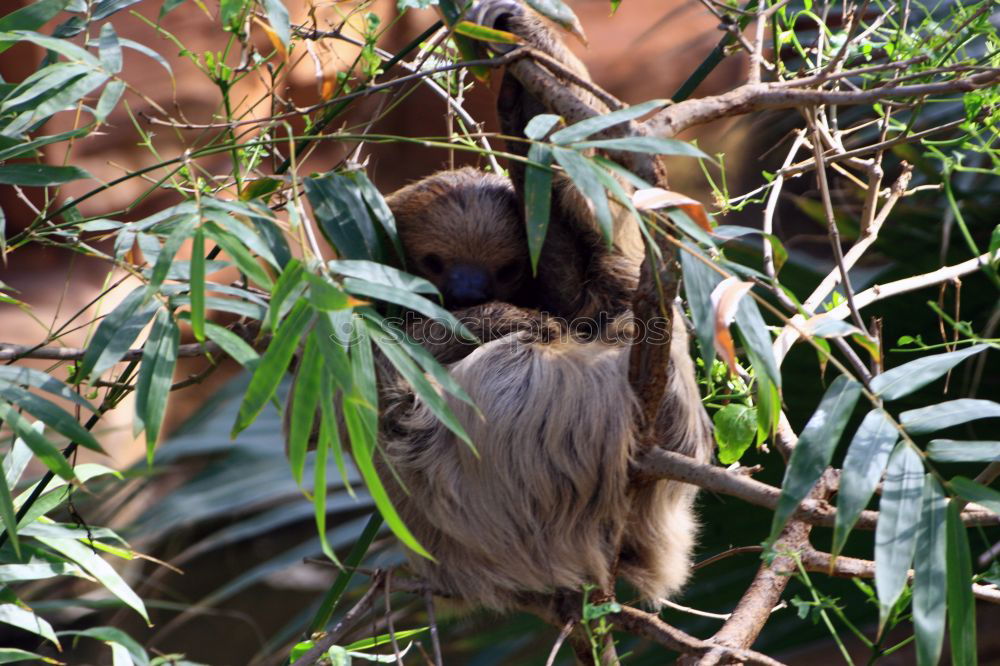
[477,1,638,324]
[405,302,561,364]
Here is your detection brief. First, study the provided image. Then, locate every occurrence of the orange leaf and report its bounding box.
[253,16,288,60]
[710,277,753,375]
[632,188,712,232]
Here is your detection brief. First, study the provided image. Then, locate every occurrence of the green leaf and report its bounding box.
[0,164,91,186]
[345,170,403,265]
[550,99,668,144]
[0,604,59,647]
[0,30,101,67]
[552,147,613,242]
[571,136,708,159]
[308,513,383,632]
[266,259,306,331]
[523,0,579,31]
[0,466,20,559]
[77,287,159,382]
[914,476,947,666]
[2,63,91,112]
[203,224,274,289]
[189,227,205,342]
[260,0,290,45]
[0,126,91,162]
[98,23,122,73]
[900,399,1000,435]
[343,393,432,560]
[92,0,144,20]
[233,299,313,436]
[147,215,196,293]
[203,322,259,370]
[946,499,976,666]
[0,386,102,452]
[342,278,473,341]
[872,345,989,401]
[305,273,351,311]
[927,439,1000,462]
[873,442,922,629]
[0,404,74,481]
[0,562,87,584]
[680,247,721,370]
[0,366,95,412]
[735,293,781,389]
[288,332,323,485]
[329,259,437,296]
[21,529,148,623]
[5,70,109,135]
[525,142,553,273]
[949,477,1000,515]
[454,20,520,44]
[305,173,385,262]
[67,627,149,666]
[769,375,861,542]
[134,310,179,462]
[713,403,756,465]
[94,79,124,122]
[524,114,561,140]
[0,647,59,663]
[0,0,69,35]
[159,0,186,18]
[834,409,898,559]
[364,319,472,448]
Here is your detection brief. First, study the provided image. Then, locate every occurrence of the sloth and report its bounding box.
[366,0,712,612]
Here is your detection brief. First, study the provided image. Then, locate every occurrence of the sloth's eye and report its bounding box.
[422,254,445,275]
[496,261,521,283]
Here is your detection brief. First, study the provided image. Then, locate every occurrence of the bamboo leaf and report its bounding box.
[834,409,898,559]
[680,247,722,370]
[927,439,1000,462]
[77,287,159,382]
[342,278,473,342]
[0,467,20,559]
[871,345,988,401]
[571,136,708,158]
[900,399,1000,435]
[203,224,274,290]
[769,375,861,542]
[147,215,196,293]
[873,442,922,629]
[203,322,259,370]
[0,386,102,452]
[0,604,59,647]
[0,404,74,481]
[550,99,668,144]
[914,476,947,666]
[0,366,96,412]
[189,227,206,342]
[946,499,976,666]
[233,299,313,436]
[97,23,122,73]
[287,332,323,485]
[134,310,179,462]
[525,142,553,273]
[949,477,1000,515]
[0,164,92,186]
[329,259,437,296]
[552,147,613,242]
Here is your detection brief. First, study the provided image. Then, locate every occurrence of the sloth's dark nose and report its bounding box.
[444,264,493,308]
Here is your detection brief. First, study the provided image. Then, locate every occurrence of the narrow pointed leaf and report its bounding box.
[203,322,259,370]
[189,227,206,342]
[77,287,159,382]
[552,147,613,241]
[872,345,988,401]
[874,442,922,627]
[0,605,59,647]
[233,299,313,436]
[680,247,721,370]
[97,23,122,73]
[0,164,91,186]
[0,404,74,480]
[330,260,437,296]
[525,142,553,272]
[834,409,898,558]
[203,225,273,289]
[524,114,561,140]
[342,278,473,341]
[927,440,1000,462]
[571,136,708,158]
[901,399,1000,435]
[288,332,323,485]
[134,310,178,461]
[769,375,861,541]
[735,292,781,390]
[945,500,976,666]
[0,469,20,559]
[550,99,668,144]
[914,476,947,666]
[147,216,195,293]
[950,476,1000,515]
[0,386,102,452]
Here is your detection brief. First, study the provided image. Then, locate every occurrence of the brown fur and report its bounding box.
[367,0,712,612]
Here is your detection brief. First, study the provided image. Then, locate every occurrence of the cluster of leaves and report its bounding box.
[0,0,998,664]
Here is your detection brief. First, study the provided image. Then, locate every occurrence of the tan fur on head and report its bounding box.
[387,168,530,307]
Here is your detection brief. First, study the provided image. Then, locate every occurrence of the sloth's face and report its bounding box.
[389,169,530,309]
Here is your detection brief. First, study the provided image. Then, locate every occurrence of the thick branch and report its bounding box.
[645,70,1000,137]
[639,449,1000,529]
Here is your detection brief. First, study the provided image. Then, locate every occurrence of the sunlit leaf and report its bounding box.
[0,404,74,481]
[574,136,708,158]
[872,345,988,401]
[552,147,613,242]
[873,442,922,630]
[77,287,159,382]
[900,399,1000,435]
[0,386,102,452]
[769,375,860,542]
[0,164,91,186]
[550,99,668,144]
[190,227,206,342]
[834,409,898,559]
[0,604,59,647]
[713,403,756,464]
[914,476,947,666]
